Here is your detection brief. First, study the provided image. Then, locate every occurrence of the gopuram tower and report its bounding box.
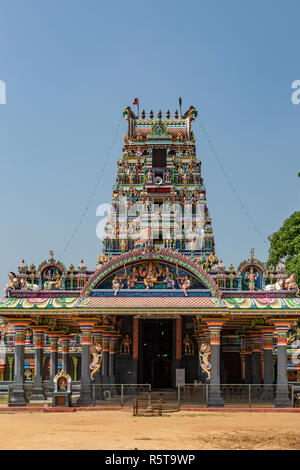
[102,105,217,267]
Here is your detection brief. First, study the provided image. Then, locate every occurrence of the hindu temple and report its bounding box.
[0,104,299,408]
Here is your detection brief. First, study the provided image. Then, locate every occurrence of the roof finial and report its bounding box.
[179,97,182,117]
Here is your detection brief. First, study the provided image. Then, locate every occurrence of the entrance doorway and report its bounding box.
[142,319,173,389]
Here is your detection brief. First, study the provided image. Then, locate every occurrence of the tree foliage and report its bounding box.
[267,211,300,286]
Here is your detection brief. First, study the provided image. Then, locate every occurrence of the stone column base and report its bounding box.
[207,386,224,407]
[10,385,26,406]
[77,383,92,406]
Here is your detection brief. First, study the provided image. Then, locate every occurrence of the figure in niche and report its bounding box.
[127,267,139,289]
[145,170,153,183]
[183,334,194,355]
[180,275,191,296]
[245,267,258,291]
[112,275,124,296]
[139,262,163,289]
[89,342,102,380]
[163,266,175,289]
[164,169,171,183]
[4,272,19,297]
[120,334,132,354]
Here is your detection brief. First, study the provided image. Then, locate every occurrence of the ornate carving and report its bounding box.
[199,343,212,380]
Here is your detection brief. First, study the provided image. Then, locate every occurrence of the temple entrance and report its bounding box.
[142,319,173,389]
[221,351,242,384]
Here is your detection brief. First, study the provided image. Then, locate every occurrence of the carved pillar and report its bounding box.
[273,321,292,408]
[206,321,224,407]
[60,336,71,373]
[31,327,48,401]
[261,327,274,385]
[133,317,139,383]
[109,337,118,385]
[77,323,94,406]
[176,317,182,363]
[240,336,246,381]
[251,332,262,384]
[244,336,252,384]
[11,324,29,406]
[48,333,59,390]
[92,328,103,384]
[101,335,110,384]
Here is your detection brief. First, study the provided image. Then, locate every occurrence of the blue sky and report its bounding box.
[0,0,299,290]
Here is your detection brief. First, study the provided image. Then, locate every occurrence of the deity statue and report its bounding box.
[127,266,139,289]
[145,170,153,183]
[283,273,300,296]
[120,334,132,354]
[183,334,194,355]
[180,276,191,296]
[89,342,102,380]
[139,262,163,289]
[112,275,124,296]
[164,169,171,182]
[245,267,258,291]
[163,266,175,289]
[4,272,19,297]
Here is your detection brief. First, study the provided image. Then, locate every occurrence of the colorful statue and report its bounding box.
[112,275,124,296]
[127,267,139,289]
[139,262,163,289]
[163,266,175,289]
[199,343,212,380]
[4,272,19,297]
[120,334,132,354]
[264,279,284,291]
[20,279,39,291]
[245,267,258,291]
[284,273,300,296]
[180,275,191,296]
[183,334,194,355]
[89,342,102,380]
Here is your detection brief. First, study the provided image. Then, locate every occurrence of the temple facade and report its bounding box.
[1,104,300,407]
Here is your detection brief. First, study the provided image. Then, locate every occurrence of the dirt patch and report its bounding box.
[0,410,299,450]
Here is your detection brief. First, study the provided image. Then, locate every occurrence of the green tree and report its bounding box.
[267,211,300,286]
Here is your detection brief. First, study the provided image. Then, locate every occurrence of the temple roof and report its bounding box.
[0,296,299,311]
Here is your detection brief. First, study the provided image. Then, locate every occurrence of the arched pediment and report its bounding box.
[81,247,222,297]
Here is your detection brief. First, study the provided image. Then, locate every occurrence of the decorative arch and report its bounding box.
[81,247,222,297]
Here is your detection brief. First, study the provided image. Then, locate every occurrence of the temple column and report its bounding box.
[31,327,47,401]
[101,335,110,384]
[251,332,262,384]
[10,324,28,406]
[48,334,59,390]
[195,330,205,382]
[273,321,292,408]
[260,327,274,385]
[244,336,252,384]
[92,328,103,384]
[240,336,246,382]
[133,317,139,383]
[60,336,71,373]
[77,323,94,406]
[206,321,224,407]
[109,336,118,384]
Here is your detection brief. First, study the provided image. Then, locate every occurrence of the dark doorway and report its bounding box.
[152,148,167,168]
[221,351,242,384]
[142,319,173,389]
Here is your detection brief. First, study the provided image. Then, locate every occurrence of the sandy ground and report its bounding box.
[0,410,299,450]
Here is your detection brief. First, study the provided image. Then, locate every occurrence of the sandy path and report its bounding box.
[0,410,299,450]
